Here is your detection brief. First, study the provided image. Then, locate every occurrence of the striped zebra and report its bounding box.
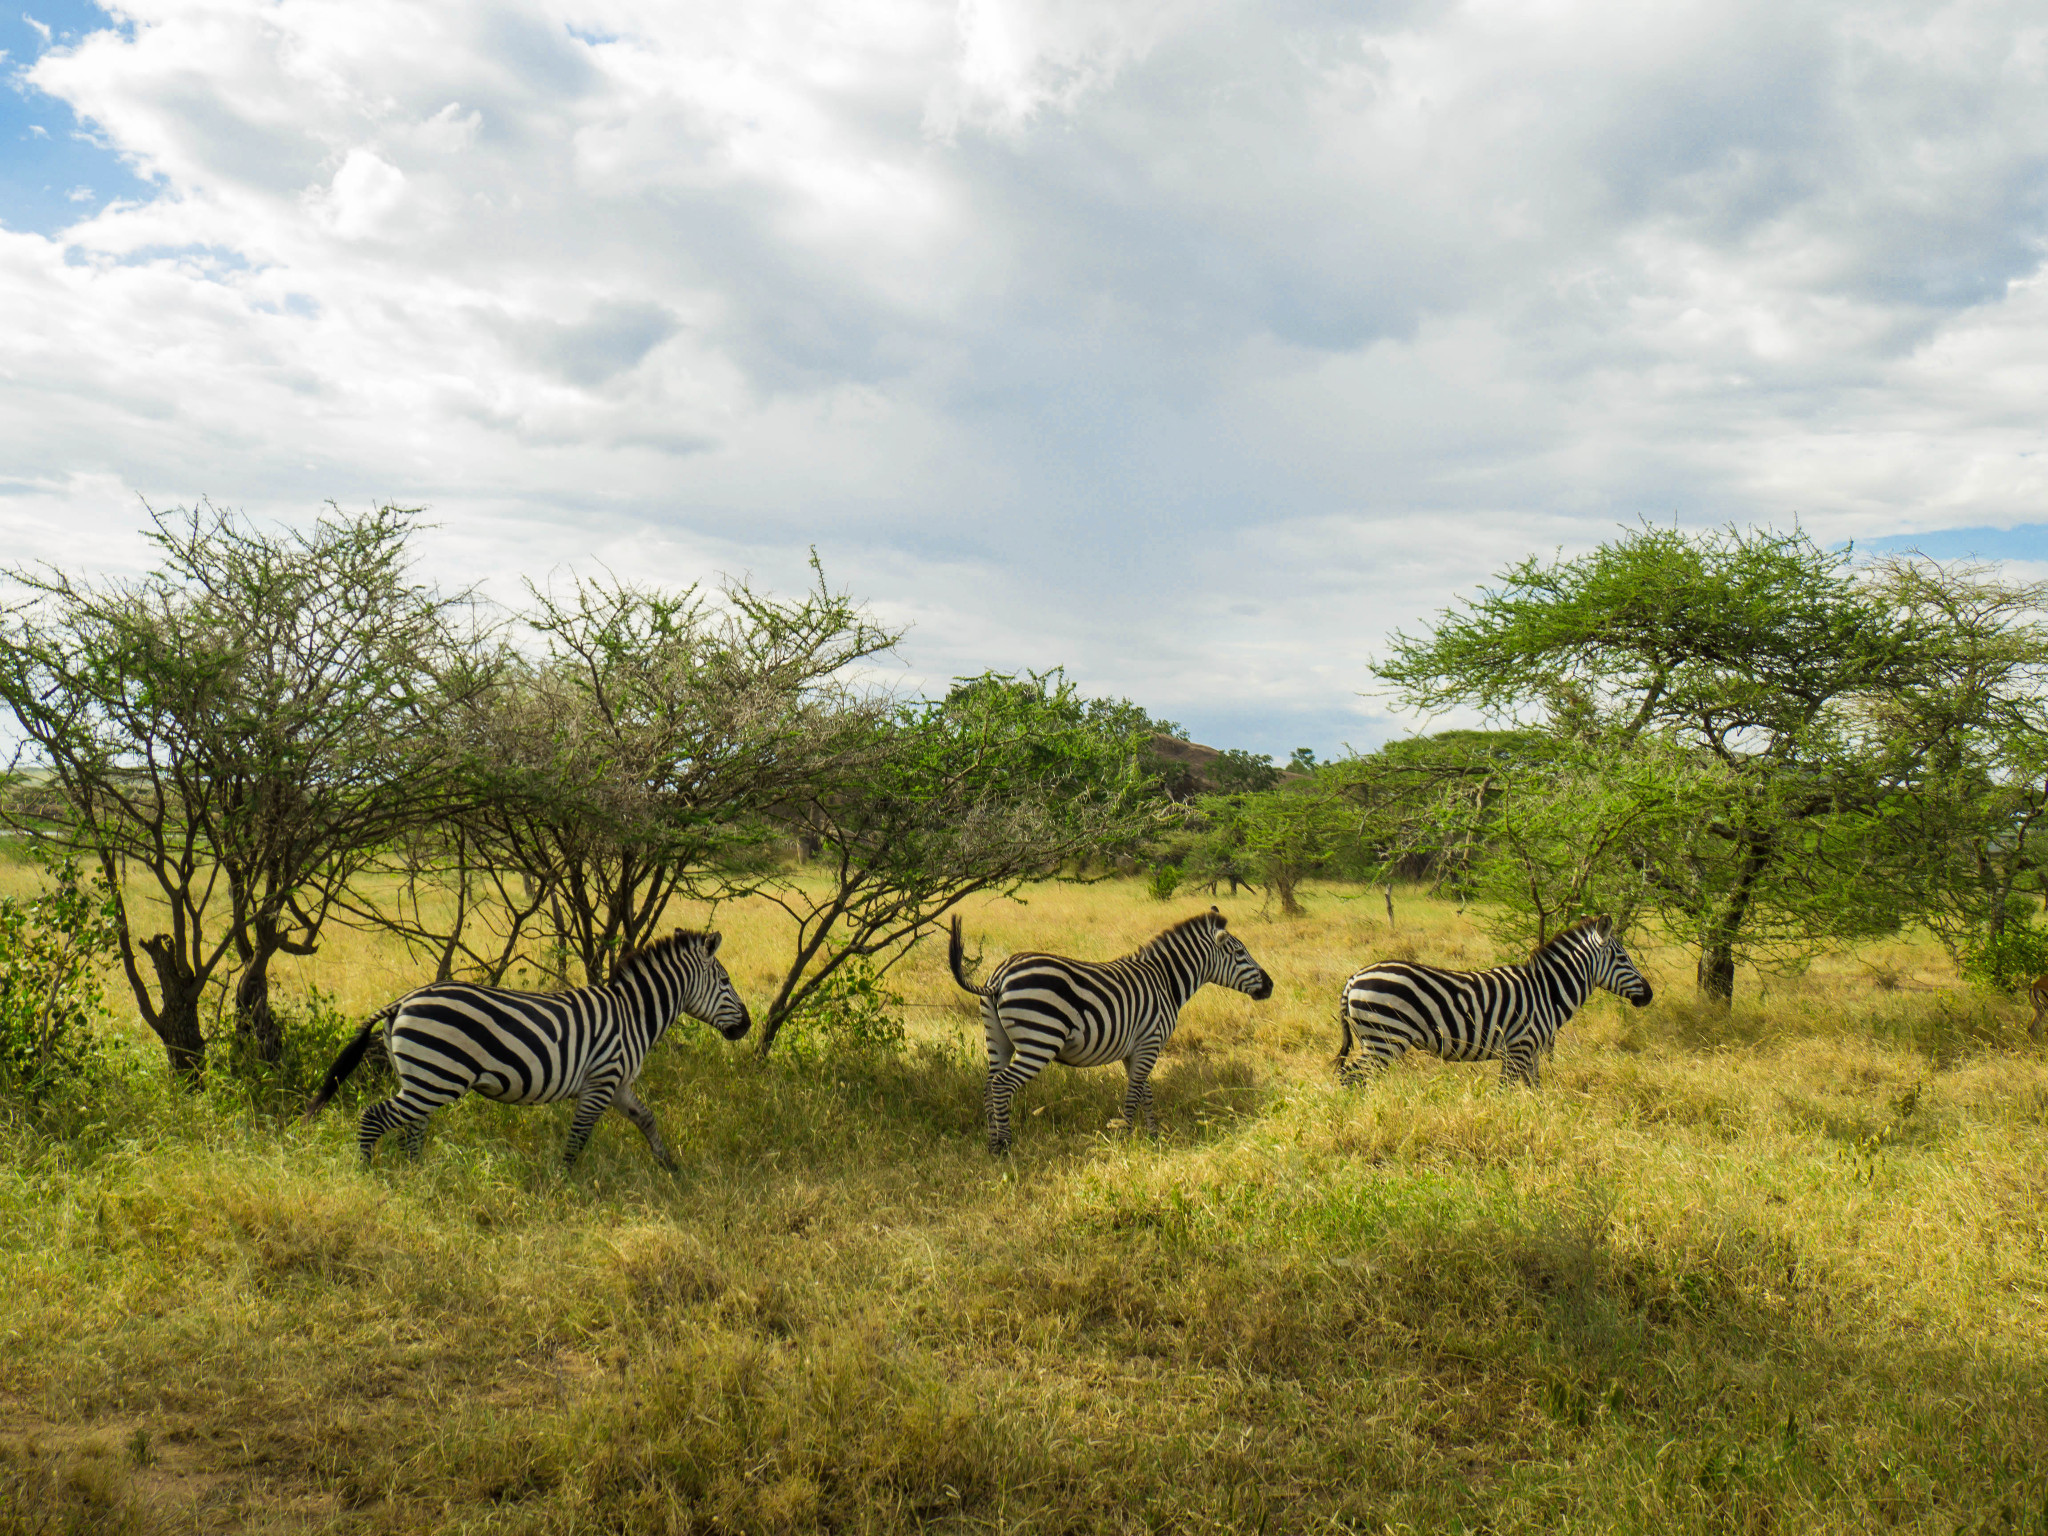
[1337,916,1652,1088]
[949,907,1274,1154]
[302,929,750,1168]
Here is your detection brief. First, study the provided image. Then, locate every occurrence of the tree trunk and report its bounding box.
[235,941,283,1065]
[139,934,209,1083]
[1697,943,1737,1005]
[1275,871,1304,917]
[1695,829,1774,1006]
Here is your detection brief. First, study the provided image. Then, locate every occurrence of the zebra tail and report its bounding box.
[948,916,992,997]
[300,1009,392,1124]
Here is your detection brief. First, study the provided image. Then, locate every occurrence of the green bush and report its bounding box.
[780,955,907,1061]
[0,849,118,1097]
[219,985,385,1120]
[1147,863,1183,901]
[1959,906,2048,994]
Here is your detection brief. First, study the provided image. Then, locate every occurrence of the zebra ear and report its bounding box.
[1211,906,1226,928]
[705,931,723,955]
[1594,915,1614,938]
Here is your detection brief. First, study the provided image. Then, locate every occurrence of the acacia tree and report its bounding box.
[1332,730,1559,901]
[1375,525,1931,1001]
[0,503,487,1078]
[1858,557,2048,975]
[1195,776,1355,917]
[752,671,1168,1052]
[1443,737,1666,949]
[347,560,901,988]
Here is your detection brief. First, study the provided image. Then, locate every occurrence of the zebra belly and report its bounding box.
[391,1002,575,1105]
[1053,1027,1135,1068]
[996,975,1132,1068]
[1346,974,1497,1059]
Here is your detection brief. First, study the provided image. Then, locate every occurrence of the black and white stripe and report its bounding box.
[303,929,750,1167]
[1336,915,1652,1088]
[950,907,1274,1154]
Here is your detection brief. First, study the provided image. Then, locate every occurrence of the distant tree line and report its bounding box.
[0,503,1171,1083]
[1158,525,2048,1004]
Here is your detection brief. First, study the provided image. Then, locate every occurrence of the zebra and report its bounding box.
[949,907,1274,1154]
[1336,915,1652,1088]
[301,929,751,1168]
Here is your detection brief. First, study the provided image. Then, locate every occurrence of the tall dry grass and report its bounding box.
[1,867,2045,1532]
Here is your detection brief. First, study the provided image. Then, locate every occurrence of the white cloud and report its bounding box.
[3,0,2047,756]
[309,146,410,240]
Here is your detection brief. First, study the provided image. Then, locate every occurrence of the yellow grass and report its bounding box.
[2,868,2046,1533]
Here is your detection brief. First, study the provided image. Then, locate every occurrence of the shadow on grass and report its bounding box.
[341,1179,2048,1536]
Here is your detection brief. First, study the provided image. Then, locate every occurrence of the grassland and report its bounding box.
[2,868,2046,1533]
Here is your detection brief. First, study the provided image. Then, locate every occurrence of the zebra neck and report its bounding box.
[1530,944,1595,1016]
[1130,947,1206,1007]
[619,966,686,1042]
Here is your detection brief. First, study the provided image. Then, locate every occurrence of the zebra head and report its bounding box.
[1582,915,1654,1007]
[669,929,753,1040]
[1198,909,1275,1001]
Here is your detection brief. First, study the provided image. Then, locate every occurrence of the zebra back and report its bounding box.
[978,907,1274,1009]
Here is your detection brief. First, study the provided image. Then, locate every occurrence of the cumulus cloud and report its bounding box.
[2,0,2046,754]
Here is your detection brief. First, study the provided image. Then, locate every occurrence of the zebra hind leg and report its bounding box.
[985,1068,1020,1155]
[563,1085,620,1168]
[984,1031,1055,1156]
[1335,1002,1359,1082]
[1337,1013,1402,1087]
[985,1060,1052,1156]
[357,1095,433,1165]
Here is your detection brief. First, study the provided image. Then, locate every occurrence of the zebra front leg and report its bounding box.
[1122,1046,1161,1138]
[612,1084,678,1171]
[1498,1046,1541,1090]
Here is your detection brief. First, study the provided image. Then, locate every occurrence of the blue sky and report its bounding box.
[3,0,2047,759]
[1862,525,2048,562]
[0,4,150,233]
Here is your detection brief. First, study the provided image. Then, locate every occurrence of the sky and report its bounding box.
[3,0,2047,759]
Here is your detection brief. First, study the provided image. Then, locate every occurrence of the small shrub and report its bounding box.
[1960,908,2048,994]
[0,849,119,1098]
[1147,863,1183,902]
[219,985,385,1120]
[781,955,906,1060]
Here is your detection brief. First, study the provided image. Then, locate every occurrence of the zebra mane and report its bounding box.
[614,929,719,983]
[1136,908,1227,956]
[1527,916,1610,965]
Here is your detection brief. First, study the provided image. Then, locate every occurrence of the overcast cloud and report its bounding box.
[3,0,2046,755]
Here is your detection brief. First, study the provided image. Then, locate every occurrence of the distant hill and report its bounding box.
[1149,734,1223,791]
[1147,735,1308,798]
